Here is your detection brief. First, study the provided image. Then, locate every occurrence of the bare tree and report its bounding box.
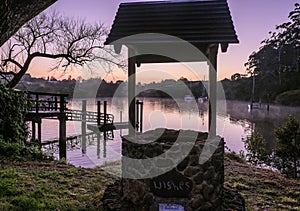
[0,11,124,88]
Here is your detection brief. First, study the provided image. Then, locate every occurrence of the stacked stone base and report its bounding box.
[102,129,244,211]
[102,180,246,211]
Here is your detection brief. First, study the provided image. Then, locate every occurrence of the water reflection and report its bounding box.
[40,98,300,167]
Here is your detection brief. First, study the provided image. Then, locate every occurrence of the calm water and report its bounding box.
[37,98,300,167]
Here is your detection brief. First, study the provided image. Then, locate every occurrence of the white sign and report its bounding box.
[159,203,184,211]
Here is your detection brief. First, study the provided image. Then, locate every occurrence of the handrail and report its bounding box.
[66,109,114,123]
[27,91,68,113]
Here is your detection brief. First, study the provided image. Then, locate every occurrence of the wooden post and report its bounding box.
[97,133,100,159]
[103,101,107,125]
[37,119,42,146]
[35,93,39,113]
[128,48,136,136]
[59,115,67,159]
[103,137,107,158]
[59,95,67,159]
[208,44,218,137]
[97,101,101,126]
[103,101,107,140]
[140,101,143,133]
[32,121,36,141]
[120,110,123,136]
[136,100,139,132]
[82,100,87,154]
[55,97,58,111]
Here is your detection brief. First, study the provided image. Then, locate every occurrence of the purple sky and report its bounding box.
[30,0,297,82]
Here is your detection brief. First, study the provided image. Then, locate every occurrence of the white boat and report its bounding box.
[248,102,260,110]
[198,97,207,103]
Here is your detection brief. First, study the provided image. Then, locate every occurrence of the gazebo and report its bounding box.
[104,0,239,209]
[105,0,238,136]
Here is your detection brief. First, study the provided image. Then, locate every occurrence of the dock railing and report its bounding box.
[27,91,68,113]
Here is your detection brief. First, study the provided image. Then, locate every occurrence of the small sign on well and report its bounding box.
[159,203,184,211]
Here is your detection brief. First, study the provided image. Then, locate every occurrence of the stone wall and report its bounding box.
[121,128,224,211]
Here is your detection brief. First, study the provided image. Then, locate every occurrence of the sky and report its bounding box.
[28,0,298,83]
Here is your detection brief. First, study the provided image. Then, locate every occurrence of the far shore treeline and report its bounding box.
[13,72,300,106]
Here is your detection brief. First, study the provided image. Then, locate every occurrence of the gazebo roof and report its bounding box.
[105,0,239,47]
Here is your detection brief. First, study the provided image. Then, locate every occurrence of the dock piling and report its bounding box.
[82,100,87,154]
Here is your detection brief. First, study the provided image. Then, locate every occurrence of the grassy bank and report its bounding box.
[0,155,300,210]
[225,155,300,210]
[0,159,115,210]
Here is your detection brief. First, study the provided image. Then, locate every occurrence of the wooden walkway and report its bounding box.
[25,91,142,160]
[25,91,116,159]
[26,91,114,124]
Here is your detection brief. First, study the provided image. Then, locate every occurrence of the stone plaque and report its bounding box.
[150,170,193,198]
[159,203,184,211]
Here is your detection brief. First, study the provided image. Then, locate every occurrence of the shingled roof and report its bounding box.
[105,0,239,46]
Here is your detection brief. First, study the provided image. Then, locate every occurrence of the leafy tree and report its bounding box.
[246,3,300,75]
[244,3,300,102]
[274,115,300,178]
[265,3,300,51]
[0,84,29,143]
[245,130,269,166]
[0,11,124,88]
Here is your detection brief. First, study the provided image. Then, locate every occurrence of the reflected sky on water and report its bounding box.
[37,98,300,167]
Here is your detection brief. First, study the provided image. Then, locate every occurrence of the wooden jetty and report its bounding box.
[26,92,68,159]
[25,91,143,159]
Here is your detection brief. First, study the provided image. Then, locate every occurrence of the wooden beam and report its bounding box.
[208,44,218,137]
[128,48,136,136]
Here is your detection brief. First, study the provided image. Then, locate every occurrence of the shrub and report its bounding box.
[274,115,300,178]
[0,136,53,161]
[0,84,29,143]
[245,130,270,166]
[226,151,246,163]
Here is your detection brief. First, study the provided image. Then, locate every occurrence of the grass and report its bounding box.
[1,146,300,210]
[0,159,116,210]
[225,154,300,210]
